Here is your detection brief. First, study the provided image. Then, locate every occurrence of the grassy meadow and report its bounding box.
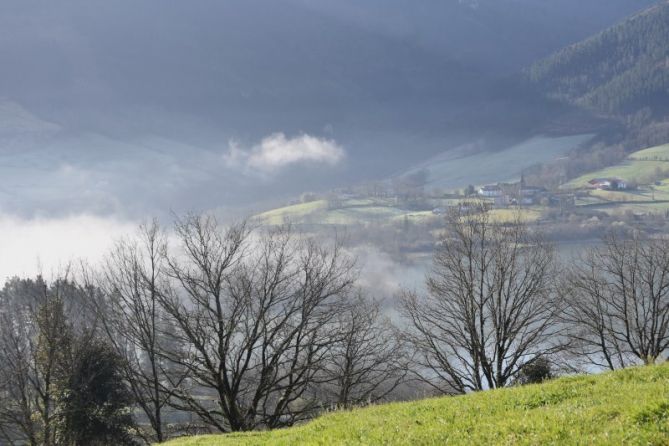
[255,198,441,226]
[565,144,669,189]
[562,143,669,216]
[406,134,594,191]
[161,364,669,446]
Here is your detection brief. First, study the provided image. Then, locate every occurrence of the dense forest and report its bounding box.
[527,1,669,117]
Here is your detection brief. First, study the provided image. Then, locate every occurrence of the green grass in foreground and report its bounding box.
[161,364,669,446]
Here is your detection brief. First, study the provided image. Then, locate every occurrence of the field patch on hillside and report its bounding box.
[403,134,593,191]
[255,198,442,226]
[566,144,669,189]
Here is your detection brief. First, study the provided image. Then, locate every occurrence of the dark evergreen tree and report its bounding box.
[516,358,554,385]
[55,339,138,446]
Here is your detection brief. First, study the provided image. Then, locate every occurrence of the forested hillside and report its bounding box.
[528,1,669,116]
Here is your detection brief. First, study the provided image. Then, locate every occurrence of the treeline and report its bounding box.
[2,209,669,444]
[0,215,406,445]
[527,1,669,117]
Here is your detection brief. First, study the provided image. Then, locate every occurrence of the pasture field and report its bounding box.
[162,364,669,446]
[255,198,442,226]
[255,199,543,227]
[565,144,669,189]
[255,200,330,225]
[404,134,593,192]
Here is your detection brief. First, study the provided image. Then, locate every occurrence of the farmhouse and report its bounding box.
[475,181,560,208]
[588,178,628,190]
[478,184,503,197]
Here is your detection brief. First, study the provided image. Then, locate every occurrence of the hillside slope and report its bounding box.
[527,0,669,116]
[565,143,669,188]
[162,364,669,446]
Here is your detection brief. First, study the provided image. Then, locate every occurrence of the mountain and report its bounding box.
[0,0,653,139]
[0,1,656,217]
[527,1,669,117]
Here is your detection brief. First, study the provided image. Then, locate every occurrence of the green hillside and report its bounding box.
[255,198,542,227]
[565,143,669,188]
[527,1,669,115]
[403,134,593,191]
[255,198,437,226]
[562,143,669,214]
[162,364,669,446]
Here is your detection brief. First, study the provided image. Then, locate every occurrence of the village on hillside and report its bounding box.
[472,175,629,212]
[255,144,669,253]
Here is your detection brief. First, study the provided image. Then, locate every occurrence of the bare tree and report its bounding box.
[156,215,356,432]
[320,293,407,409]
[96,220,183,443]
[562,232,669,369]
[399,207,562,393]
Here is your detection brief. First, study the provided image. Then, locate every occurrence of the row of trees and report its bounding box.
[401,209,669,396]
[0,215,407,444]
[2,209,669,443]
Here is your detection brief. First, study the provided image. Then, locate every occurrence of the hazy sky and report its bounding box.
[0,0,655,277]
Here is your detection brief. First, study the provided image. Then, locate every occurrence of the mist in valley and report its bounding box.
[4,2,669,443]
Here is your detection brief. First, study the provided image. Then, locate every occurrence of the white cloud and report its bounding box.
[224,133,345,174]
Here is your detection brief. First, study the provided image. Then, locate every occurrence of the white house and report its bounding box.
[588,178,628,190]
[478,184,502,197]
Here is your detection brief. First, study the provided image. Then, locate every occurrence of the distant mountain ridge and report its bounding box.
[0,0,658,216]
[527,1,669,117]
